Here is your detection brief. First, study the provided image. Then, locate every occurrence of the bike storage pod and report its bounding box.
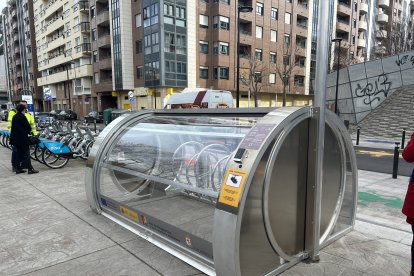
[85,107,357,275]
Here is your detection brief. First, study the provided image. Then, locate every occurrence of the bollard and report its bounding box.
[392,142,400,179]
[94,119,97,133]
[402,128,406,149]
[356,127,360,145]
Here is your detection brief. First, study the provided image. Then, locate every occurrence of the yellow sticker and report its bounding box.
[218,169,247,208]
[120,206,139,222]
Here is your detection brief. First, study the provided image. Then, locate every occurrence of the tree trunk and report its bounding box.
[282,84,287,107]
[254,92,259,107]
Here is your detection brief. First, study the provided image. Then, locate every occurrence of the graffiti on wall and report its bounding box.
[395,54,414,67]
[354,74,392,105]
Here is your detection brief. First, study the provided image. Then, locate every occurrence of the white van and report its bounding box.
[164,89,234,109]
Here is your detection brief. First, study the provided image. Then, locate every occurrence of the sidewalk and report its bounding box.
[0,143,411,275]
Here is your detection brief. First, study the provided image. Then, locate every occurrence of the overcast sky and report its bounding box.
[0,0,6,11]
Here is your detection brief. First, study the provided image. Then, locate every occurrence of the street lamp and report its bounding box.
[236,5,253,108]
[332,38,342,115]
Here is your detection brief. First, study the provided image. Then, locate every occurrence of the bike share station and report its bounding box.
[85,107,357,275]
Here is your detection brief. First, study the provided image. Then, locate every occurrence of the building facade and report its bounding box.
[2,0,42,110]
[34,0,93,117]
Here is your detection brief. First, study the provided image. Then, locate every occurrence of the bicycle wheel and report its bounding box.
[29,145,37,161]
[34,145,46,164]
[42,149,70,169]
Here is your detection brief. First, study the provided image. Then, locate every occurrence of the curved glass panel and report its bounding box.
[97,115,258,258]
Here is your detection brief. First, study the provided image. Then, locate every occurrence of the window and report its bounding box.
[176,34,186,54]
[165,32,175,53]
[214,41,229,55]
[354,1,357,12]
[271,7,278,20]
[214,16,229,30]
[199,14,209,28]
[353,19,356,28]
[271,30,277,42]
[90,6,95,18]
[285,12,291,24]
[213,67,229,80]
[93,50,97,62]
[136,40,142,54]
[177,62,187,80]
[200,66,208,79]
[165,60,175,73]
[269,73,276,84]
[296,56,306,67]
[254,72,262,83]
[136,13,142,27]
[283,55,290,65]
[352,35,355,45]
[256,2,264,15]
[270,52,276,63]
[294,76,305,87]
[284,34,290,45]
[199,41,209,54]
[92,29,96,41]
[143,3,159,27]
[136,66,143,79]
[255,49,262,61]
[152,32,159,53]
[144,34,152,54]
[176,6,186,27]
[94,72,99,84]
[256,26,263,38]
[164,4,174,24]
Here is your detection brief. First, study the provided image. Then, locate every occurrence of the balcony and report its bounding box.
[360,3,368,14]
[412,0,414,10]
[12,21,17,30]
[14,47,20,55]
[15,59,21,66]
[97,34,111,48]
[11,9,16,18]
[72,1,89,13]
[43,0,63,19]
[358,21,367,31]
[377,13,389,23]
[38,64,93,86]
[297,0,308,9]
[74,43,92,54]
[336,21,350,32]
[74,22,90,33]
[337,2,351,15]
[378,0,389,8]
[45,17,64,36]
[99,58,112,70]
[97,11,110,26]
[376,29,387,38]
[13,33,19,41]
[47,35,65,51]
[357,38,366,48]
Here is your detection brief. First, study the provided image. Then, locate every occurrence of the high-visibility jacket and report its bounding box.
[7,109,38,135]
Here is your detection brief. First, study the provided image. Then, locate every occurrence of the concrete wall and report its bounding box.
[326,50,414,124]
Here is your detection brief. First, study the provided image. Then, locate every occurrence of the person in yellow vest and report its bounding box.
[7,100,38,172]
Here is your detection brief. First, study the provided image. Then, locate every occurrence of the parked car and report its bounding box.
[35,112,55,126]
[0,109,8,121]
[49,109,62,119]
[84,111,103,123]
[58,110,77,120]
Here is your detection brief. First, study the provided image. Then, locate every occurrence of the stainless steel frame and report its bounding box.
[85,107,357,276]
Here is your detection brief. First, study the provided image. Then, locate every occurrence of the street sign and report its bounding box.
[128,91,135,102]
[21,95,34,117]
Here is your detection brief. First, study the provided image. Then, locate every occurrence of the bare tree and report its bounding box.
[239,51,270,107]
[331,45,360,73]
[271,46,300,107]
[371,18,414,59]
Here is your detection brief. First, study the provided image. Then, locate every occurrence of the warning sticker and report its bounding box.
[120,206,139,222]
[218,169,247,208]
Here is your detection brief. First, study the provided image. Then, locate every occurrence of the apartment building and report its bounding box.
[34,0,93,117]
[0,17,8,107]
[2,0,41,110]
